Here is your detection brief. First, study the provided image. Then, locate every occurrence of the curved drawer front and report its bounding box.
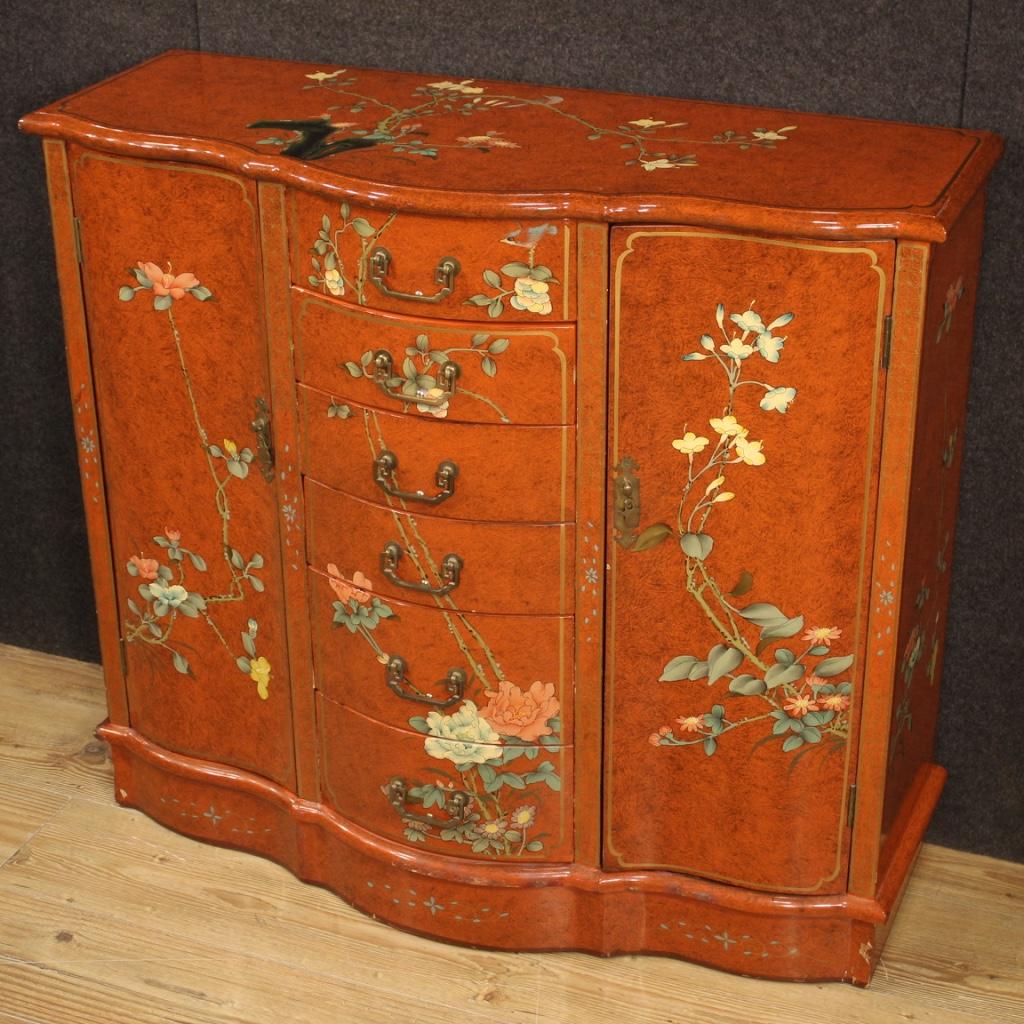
[300,386,573,523]
[289,190,575,322]
[319,696,573,863]
[305,479,572,616]
[309,568,573,738]
[294,292,574,426]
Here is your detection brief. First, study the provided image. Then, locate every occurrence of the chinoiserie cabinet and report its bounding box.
[21,51,1002,985]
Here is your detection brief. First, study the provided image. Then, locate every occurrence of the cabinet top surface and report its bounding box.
[22,50,1002,240]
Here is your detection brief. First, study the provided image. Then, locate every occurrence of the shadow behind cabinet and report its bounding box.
[22,51,1001,985]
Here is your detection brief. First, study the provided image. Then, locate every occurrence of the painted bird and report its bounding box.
[500,223,558,250]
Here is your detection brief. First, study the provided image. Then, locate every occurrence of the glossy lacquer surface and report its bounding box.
[21,51,1002,239]
[70,150,296,789]
[605,227,893,893]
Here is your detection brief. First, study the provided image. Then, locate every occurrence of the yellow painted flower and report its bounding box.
[249,656,271,699]
[733,436,766,466]
[511,277,552,315]
[672,432,710,455]
[709,415,745,438]
[323,268,344,296]
[223,439,238,457]
[510,805,536,828]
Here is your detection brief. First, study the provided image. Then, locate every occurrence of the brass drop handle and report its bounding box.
[374,450,458,505]
[385,655,466,708]
[383,777,474,828]
[379,541,463,596]
[613,457,641,546]
[369,246,460,303]
[372,349,460,407]
[250,396,275,483]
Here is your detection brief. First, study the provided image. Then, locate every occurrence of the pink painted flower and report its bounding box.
[478,680,560,743]
[164,527,181,543]
[648,725,671,747]
[819,693,851,712]
[784,694,819,718]
[802,626,842,646]
[137,261,200,300]
[675,715,704,733]
[129,554,158,580]
[326,563,372,604]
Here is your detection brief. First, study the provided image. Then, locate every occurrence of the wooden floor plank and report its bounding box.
[0,642,1021,1024]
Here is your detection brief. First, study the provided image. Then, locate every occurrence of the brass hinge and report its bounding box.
[847,783,858,829]
[118,636,128,678]
[72,217,84,263]
[881,314,893,369]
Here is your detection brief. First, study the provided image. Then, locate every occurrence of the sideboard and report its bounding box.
[20,50,1002,984]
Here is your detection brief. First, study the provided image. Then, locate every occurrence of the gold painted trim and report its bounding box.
[605,227,892,895]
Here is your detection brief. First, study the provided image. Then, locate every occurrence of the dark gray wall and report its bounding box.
[2,0,1020,861]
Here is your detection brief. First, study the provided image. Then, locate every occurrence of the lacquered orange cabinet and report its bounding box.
[21,50,1002,985]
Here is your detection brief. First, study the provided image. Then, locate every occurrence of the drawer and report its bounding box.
[293,292,574,426]
[318,695,573,863]
[299,385,573,523]
[309,567,573,739]
[305,479,573,616]
[289,190,575,322]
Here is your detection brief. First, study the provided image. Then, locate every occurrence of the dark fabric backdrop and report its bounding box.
[2,0,1020,861]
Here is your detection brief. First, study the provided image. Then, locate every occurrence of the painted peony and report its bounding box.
[423,701,500,766]
[326,563,372,604]
[129,554,159,580]
[137,261,200,300]
[479,680,560,742]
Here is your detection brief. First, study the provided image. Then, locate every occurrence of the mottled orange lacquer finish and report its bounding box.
[21,50,1002,985]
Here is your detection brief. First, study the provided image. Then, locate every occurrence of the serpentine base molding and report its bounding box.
[99,723,944,985]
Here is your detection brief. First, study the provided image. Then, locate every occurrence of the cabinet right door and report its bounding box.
[604,227,893,894]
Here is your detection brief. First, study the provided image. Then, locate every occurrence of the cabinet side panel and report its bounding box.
[40,139,128,724]
[70,149,296,790]
[604,227,893,894]
[878,191,987,876]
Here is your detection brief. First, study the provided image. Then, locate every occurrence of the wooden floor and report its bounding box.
[0,644,1021,1024]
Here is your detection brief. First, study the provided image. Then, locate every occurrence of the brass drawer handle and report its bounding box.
[613,457,641,546]
[250,396,275,482]
[385,655,466,708]
[383,777,473,828]
[372,349,460,407]
[369,246,460,303]
[374,450,458,505]
[380,540,463,596]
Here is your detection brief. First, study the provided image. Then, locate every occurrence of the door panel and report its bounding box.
[71,150,295,788]
[604,227,893,893]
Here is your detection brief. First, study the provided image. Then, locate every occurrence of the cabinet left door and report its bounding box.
[70,149,296,789]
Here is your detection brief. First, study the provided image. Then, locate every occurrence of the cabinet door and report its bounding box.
[70,150,296,789]
[604,227,893,893]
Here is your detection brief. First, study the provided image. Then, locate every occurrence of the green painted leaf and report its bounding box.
[680,532,714,560]
[738,602,787,626]
[481,355,497,376]
[774,648,795,666]
[708,644,743,684]
[529,266,553,282]
[488,337,510,354]
[760,614,804,641]
[800,725,822,743]
[351,217,375,237]
[782,734,804,752]
[728,674,766,695]
[249,576,265,593]
[499,262,531,278]
[816,654,854,677]
[408,716,430,733]
[189,285,213,301]
[764,662,805,689]
[688,660,709,680]
[807,644,831,656]
[171,650,190,675]
[470,333,489,346]
[229,548,245,570]
[728,570,754,597]
[321,213,331,232]
[465,294,491,306]
[241,634,256,658]
[118,286,135,301]
[502,772,526,790]
[486,299,503,319]
[236,656,251,673]
[703,737,717,756]
[482,268,502,288]
[187,551,207,572]
[632,522,672,551]
[659,655,699,682]
[153,294,172,311]
[526,840,543,852]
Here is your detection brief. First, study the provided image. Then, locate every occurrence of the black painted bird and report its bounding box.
[247,118,378,160]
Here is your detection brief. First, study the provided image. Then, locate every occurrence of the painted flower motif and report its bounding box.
[129,555,159,581]
[323,268,344,296]
[305,69,347,82]
[223,439,238,457]
[416,388,450,418]
[326,563,372,604]
[730,309,767,334]
[511,277,552,315]
[672,432,710,455]
[648,725,672,746]
[709,415,746,438]
[733,436,766,466]
[428,79,484,94]
[819,693,851,712]
[803,626,842,646]
[638,157,695,171]
[423,701,501,765]
[478,681,560,742]
[760,386,797,413]
[249,656,271,699]
[474,818,508,841]
[756,332,785,362]
[879,589,895,606]
[509,805,536,829]
[164,527,181,543]
[721,338,755,360]
[784,694,819,718]
[137,262,200,300]
[675,715,704,733]
[752,127,796,141]
[148,581,190,615]
[629,118,667,128]
[456,133,519,148]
